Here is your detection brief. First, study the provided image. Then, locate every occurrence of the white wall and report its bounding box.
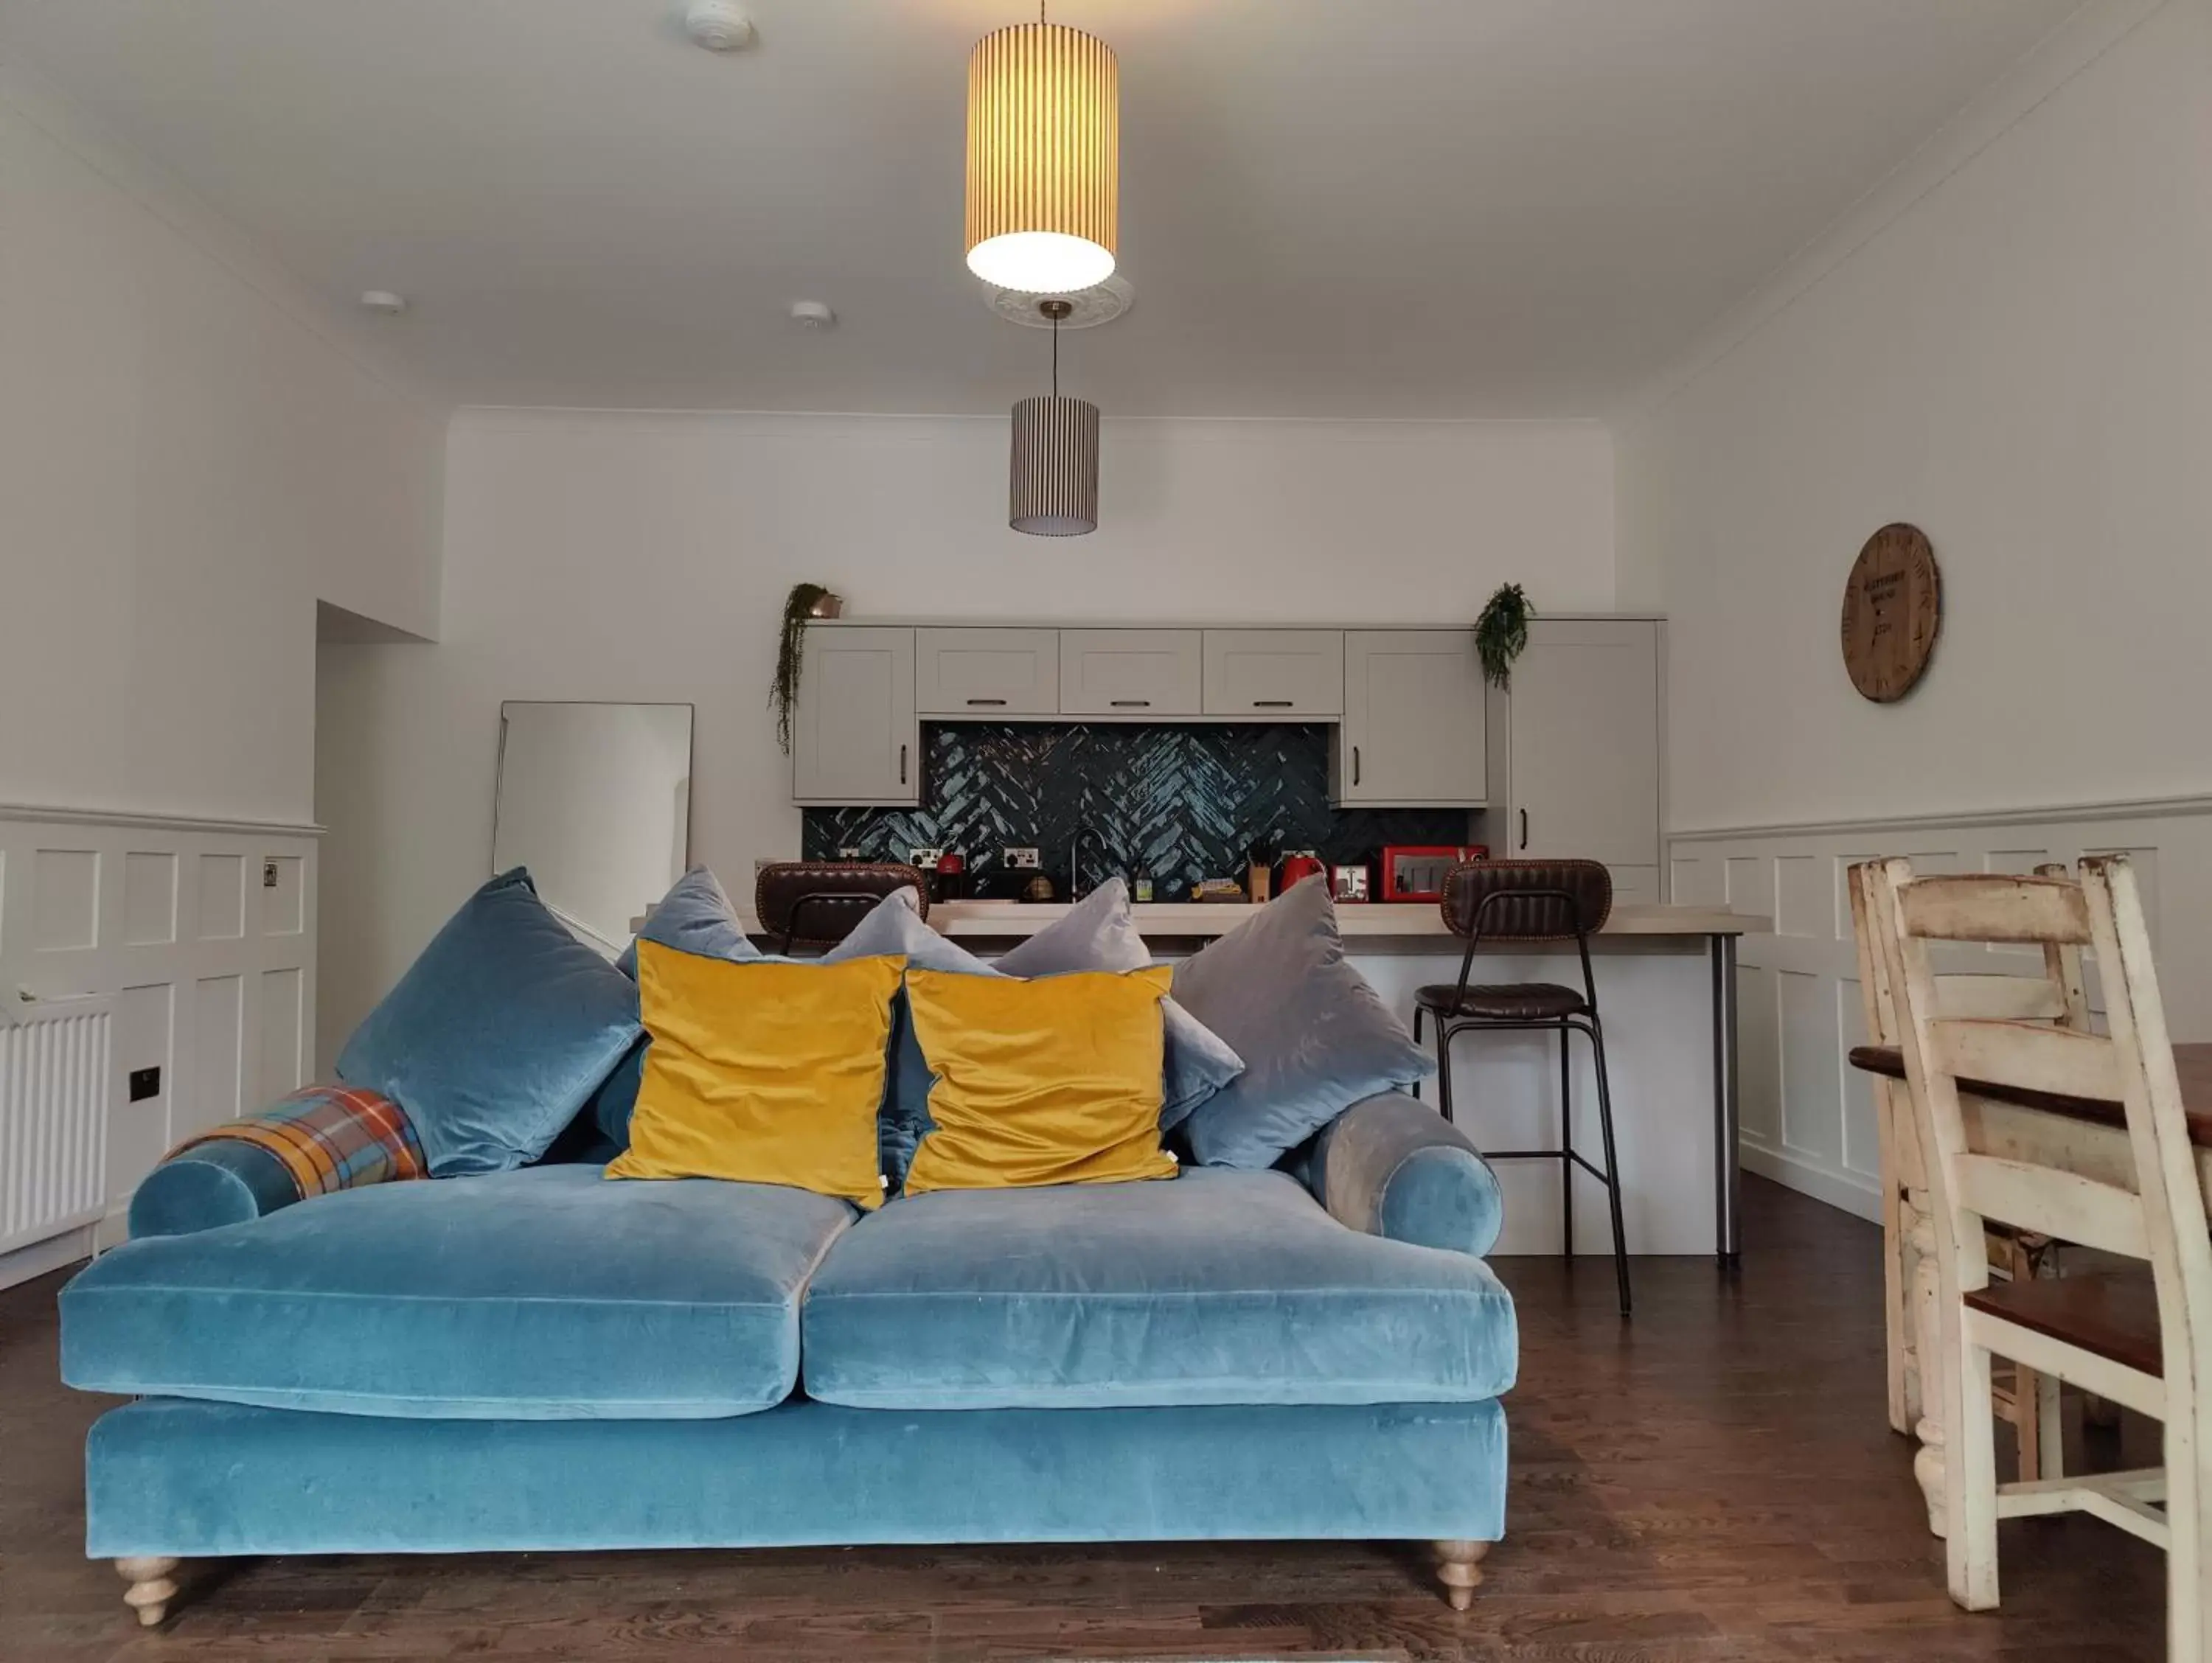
[1617,0,2212,832]
[1613,0,2212,1218]
[0,73,444,1278]
[0,74,444,828]
[316,408,1613,1056]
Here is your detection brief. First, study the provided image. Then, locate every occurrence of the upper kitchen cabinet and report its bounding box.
[1060,630,1202,717]
[1486,618,1662,879]
[1332,630,1487,806]
[792,626,920,806]
[916,627,1060,717]
[1202,630,1343,716]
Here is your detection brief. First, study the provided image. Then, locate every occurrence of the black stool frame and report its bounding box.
[1413,865,1631,1316]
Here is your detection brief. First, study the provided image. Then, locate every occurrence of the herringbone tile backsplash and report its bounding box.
[802,722,1470,899]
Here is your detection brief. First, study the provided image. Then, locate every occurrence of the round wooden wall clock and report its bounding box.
[1840,523,1941,702]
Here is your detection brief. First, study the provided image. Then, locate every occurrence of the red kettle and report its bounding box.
[1279,851,1326,892]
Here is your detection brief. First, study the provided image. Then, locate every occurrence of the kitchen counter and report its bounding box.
[924,899,1763,939]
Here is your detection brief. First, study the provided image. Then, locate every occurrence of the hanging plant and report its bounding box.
[1475,583,1531,689]
[771,582,841,754]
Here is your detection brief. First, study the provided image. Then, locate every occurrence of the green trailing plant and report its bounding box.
[1475,582,1531,689]
[771,582,834,754]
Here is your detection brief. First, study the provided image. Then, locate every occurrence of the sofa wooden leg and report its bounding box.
[1432,1539,1489,1610]
[116,1557,179,1627]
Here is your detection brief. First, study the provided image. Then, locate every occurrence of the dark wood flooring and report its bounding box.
[0,1177,2164,1661]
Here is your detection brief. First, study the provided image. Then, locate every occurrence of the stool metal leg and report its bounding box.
[1433,1019,1455,1126]
[1558,1024,1573,1266]
[1585,1014,1632,1317]
[1412,1008,1425,1103]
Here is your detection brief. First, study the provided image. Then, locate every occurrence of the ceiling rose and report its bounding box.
[965,11,1119,293]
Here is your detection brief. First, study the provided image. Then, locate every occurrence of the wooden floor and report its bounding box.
[0,1177,2165,1662]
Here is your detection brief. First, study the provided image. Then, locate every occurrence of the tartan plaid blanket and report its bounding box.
[168,1083,425,1202]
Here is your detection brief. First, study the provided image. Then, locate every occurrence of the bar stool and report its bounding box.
[1412,858,1630,1315]
[755,862,926,955]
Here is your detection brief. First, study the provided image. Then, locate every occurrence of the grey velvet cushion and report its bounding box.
[1171,875,1434,1169]
[995,879,1243,1131]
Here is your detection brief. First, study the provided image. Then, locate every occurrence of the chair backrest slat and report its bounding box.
[1895,874,2093,946]
[1951,1151,2149,1259]
[1934,975,2071,1024]
[1931,1018,2123,1106]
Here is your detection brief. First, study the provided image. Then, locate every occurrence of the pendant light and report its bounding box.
[966,4,1119,293]
[1009,299,1099,537]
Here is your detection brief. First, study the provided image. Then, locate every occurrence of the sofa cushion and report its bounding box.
[63,1165,854,1419]
[1172,875,1433,1169]
[801,1168,1516,1410]
[336,868,641,1176]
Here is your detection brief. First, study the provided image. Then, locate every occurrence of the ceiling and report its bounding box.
[0,0,2082,416]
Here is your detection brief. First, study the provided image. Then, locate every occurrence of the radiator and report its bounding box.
[0,994,112,1253]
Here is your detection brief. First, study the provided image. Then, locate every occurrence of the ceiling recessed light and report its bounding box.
[684,1,755,52]
[789,300,837,330]
[358,290,408,315]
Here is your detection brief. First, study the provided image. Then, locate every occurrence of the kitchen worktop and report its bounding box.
[923,899,1765,939]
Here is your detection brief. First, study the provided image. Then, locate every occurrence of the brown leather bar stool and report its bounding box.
[1412,858,1630,1316]
[755,862,926,955]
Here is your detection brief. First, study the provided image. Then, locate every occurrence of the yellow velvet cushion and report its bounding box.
[605,941,903,1209]
[902,966,1178,1196]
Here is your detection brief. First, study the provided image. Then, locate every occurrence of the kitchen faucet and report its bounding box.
[1068,826,1107,902]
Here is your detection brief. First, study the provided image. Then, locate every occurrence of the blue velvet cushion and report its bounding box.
[62,1165,855,1419]
[335,869,641,1176]
[802,1167,1516,1410]
[597,868,763,1144]
[995,879,1243,1132]
[1172,876,1434,1169]
[85,1394,1508,1558]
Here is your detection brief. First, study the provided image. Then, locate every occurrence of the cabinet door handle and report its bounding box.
[900,744,908,787]
[1252,699,1293,708]
[1352,746,1361,787]
[964,697,1007,707]
[1110,699,1150,708]
[1519,808,1528,851]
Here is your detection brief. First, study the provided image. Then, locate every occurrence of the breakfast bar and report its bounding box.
[931,899,1766,1263]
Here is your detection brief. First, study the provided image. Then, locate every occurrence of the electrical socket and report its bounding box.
[1004,847,1041,870]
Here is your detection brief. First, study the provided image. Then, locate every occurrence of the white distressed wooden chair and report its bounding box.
[1847,860,2080,1528]
[1873,855,2208,1656]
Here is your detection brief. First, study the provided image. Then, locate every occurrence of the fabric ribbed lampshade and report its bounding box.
[966,22,1119,294]
[1009,394,1099,537]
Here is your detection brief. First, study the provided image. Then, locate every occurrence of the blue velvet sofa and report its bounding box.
[61,1090,1515,1623]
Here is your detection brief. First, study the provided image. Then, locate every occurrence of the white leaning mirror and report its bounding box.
[492,701,694,954]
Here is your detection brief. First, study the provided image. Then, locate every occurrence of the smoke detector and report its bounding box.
[684,1,756,51]
[987,273,1132,330]
[789,300,837,330]
[358,290,408,315]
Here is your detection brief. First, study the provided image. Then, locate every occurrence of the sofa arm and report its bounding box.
[128,1084,426,1238]
[1307,1092,1505,1258]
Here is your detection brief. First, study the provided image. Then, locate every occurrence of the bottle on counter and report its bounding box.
[1132,871,1154,904]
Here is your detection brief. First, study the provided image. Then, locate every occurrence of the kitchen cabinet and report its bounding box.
[1332,630,1487,806]
[916,627,1060,717]
[792,626,919,806]
[1485,618,1662,874]
[1060,630,1202,717]
[1202,630,1343,716]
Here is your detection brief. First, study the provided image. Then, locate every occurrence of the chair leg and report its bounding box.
[1585,1016,1632,1317]
[2166,1417,2209,1663]
[1944,1337,2000,1611]
[1559,1023,1574,1264]
[1412,1008,1425,1102]
[1434,1020,1455,1126]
